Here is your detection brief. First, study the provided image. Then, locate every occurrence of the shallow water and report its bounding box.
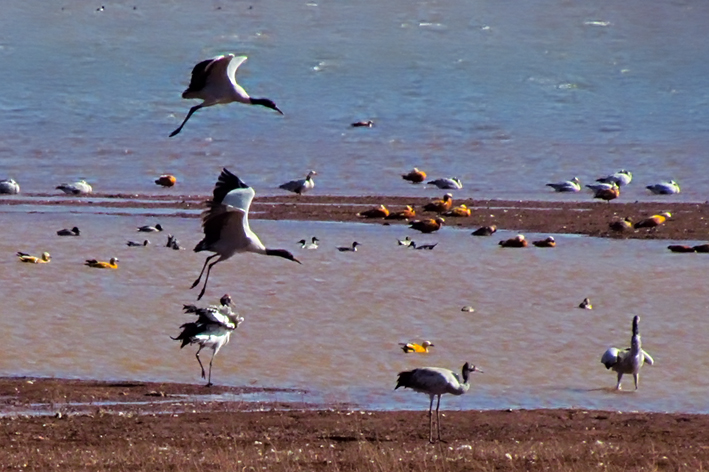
[1,209,708,413]
[1,1,708,201]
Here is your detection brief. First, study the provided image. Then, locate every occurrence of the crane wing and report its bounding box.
[601,347,621,369]
[225,55,249,98]
[642,350,654,366]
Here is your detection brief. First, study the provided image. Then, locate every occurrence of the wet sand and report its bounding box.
[1,377,708,471]
[4,193,709,241]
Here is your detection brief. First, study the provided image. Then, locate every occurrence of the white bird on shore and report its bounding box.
[427,177,463,190]
[601,315,654,390]
[191,169,301,300]
[279,171,317,195]
[172,294,244,387]
[546,177,581,192]
[646,180,680,195]
[170,54,283,137]
[0,178,20,195]
[56,180,92,195]
[396,362,483,443]
[298,237,320,249]
[596,169,632,187]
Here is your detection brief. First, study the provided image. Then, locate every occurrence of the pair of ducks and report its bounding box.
[17,251,118,269]
[498,235,556,248]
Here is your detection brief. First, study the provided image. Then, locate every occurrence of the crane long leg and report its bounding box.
[170,105,202,137]
[633,373,639,390]
[616,372,623,390]
[428,395,435,443]
[191,254,219,289]
[196,258,222,301]
[195,345,206,379]
[206,349,217,387]
[436,395,442,442]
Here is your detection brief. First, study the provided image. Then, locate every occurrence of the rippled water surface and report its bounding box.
[1,209,708,413]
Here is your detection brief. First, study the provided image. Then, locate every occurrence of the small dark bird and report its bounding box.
[337,242,360,252]
[127,240,150,247]
[57,227,80,236]
[667,245,695,253]
[351,120,374,128]
[472,225,497,236]
[532,236,556,248]
[499,234,528,248]
[410,242,437,250]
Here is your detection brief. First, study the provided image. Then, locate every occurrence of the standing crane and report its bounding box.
[601,315,654,390]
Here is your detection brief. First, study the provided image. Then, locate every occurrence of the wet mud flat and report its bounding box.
[1,377,708,471]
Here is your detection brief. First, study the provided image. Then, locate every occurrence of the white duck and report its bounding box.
[596,169,632,187]
[646,180,680,195]
[427,177,463,190]
[0,178,20,195]
[546,177,581,192]
[56,180,92,195]
[279,171,317,195]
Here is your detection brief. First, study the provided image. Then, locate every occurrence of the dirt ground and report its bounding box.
[1,377,708,471]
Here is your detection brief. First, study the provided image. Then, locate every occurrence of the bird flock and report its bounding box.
[1,53,681,444]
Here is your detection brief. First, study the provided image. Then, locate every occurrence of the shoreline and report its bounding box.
[2,193,708,241]
[1,377,708,471]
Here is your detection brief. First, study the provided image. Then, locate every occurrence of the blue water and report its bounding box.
[1,0,708,200]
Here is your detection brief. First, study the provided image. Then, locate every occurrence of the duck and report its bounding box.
[472,225,497,236]
[499,234,528,248]
[634,212,671,229]
[693,244,709,253]
[578,298,593,310]
[17,252,51,263]
[298,237,320,250]
[57,226,80,236]
[155,174,177,187]
[85,257,119,269]
[410,242,437,250]
[609,217,633,231]
[442,204,471,217]
[399,340,434,353]
[596,169,632,187]
[385,205,416,220]
[592,183,620,203]
[138,224,163,232]
[127,240,150,247]
[409,217,444,233]
[279,170,317,195]
[402,168,426,184]
[532,236,556,248]
[667,245,695,253]
[0,178,20,195]
[357,205,390,218]
[337,242,360,252]
[351,120,374,128]
[546,177,581,192]
[646,180,680,195]
[397,236,413,247]
[423,194,453,213]
[427,177,462,190]
[56,180,92,195]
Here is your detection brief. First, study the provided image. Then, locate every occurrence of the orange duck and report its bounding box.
[423,193,453,213]
[385,205,416,220]
[409,217,444,233]
[499,234,528,248]
[593,184,620,203]
[357,205,390,218]
[532,236,556,248]
[402,168,426,184]
[155,174,177,187]
[634,212,671,229]
[472,225,497,236]
[442,204,471,217]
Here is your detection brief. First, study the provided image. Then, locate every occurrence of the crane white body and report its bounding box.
[601,315,654,390]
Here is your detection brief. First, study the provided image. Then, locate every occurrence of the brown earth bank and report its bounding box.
[1,378,708,471]
[4,193,709,241]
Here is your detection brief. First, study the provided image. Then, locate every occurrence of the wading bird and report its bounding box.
[396,362,483,443]
[57,227,80,236]
[646,180,680,195]
[56,180,92,195]
[279,171,317,195]
[596,169,632,187]
[399,341,434,353]
[85,257,119,269]
[298,237,320,249]
[601,315,654,390]
[170,54,283,137]
[0,178,20,194]
[172,294,244,387]
[191,169,300,300]
[546,177,581,192]
[17,252,51,263]
[428,177,463,190]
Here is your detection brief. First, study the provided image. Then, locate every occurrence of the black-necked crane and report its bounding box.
[191,168,300,300]
[170,54,283,137]
[396,362,483,443]
[172,294,244,387]
[601,315,654,390]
